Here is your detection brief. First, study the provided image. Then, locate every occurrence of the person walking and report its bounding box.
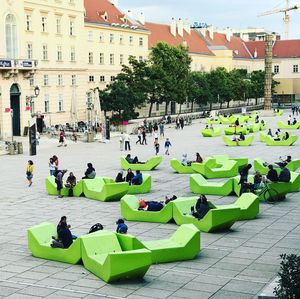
[49,158,56,176]
[26,160,34,187]
[164,138,171,155]
[119,132,124,151]
[142,128,147,145]
[179,117,184,129]
[124,133,131,151]
[159,122,165,137]
[136,128,142,145]
[58,130,67,147]
[154,139,160,155]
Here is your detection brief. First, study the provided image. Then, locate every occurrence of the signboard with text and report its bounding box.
[0,60,13,68]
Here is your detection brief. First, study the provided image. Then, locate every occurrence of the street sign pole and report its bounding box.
[11,109,14,143]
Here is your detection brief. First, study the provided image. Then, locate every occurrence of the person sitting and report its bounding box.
[195,152,203,163]
[253,171,265,190]
[51,221,73,249]
[205,125,209,129]
[261,119,265,125]
[266,165,279,182]
[125,169,134,184]
[287,115,292,125]
[65,172,77,196]
[274,129,282,141]
[131,170,143,185]
[267,129,273,136]
[165,195,177,204]
[209,124,213,130]
[282,131,290,141]
[275,156,292,168]
[239,132,245,141]
[235,118,240,126]
[116,219,128,234]
[292,118,297,125]
[278,166,291,182]
[232,134,239,142]
[125,154,139,164]
[115,171,125,183]
[239,164,253,195]
[139,200,164,211]
[190,195,210,220]
[255,115,259,123]
[82,163,96,179]
[181,154,189,166]
[55,216,77,240]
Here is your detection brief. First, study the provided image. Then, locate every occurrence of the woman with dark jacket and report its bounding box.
[115,171,125,183]
[239,164,253,195]
[82,163,96,179]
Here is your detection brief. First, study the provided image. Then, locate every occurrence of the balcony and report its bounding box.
[0,59,38,79]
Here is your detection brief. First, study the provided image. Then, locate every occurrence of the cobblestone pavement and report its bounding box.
[0,112,299,299]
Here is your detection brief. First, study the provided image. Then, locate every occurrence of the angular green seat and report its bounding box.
[142,224,200,263]
[222,135,254,146]
[83,177,129,202]
[217,193,259,220]
[128,174,152,194]
[275,109,283,116]
[290,172,300,192]
[260,132,267,142]
[205,118,220,124]
[211,155,248,171]
[190,174,233,196]
[121,156,162,171]
[277,121,300,130]
[120,195,173,223]
[224,126,247,135]
[253,158,269,175]
[286,159,300,171]
[259,123,268,131]
[81,231,152,282]
[201,128,222,137]
[28,222,81,264]
[172,197,240,232]
[170,158,196,174]
[192,158,239,179]
[45,176,83,197]
[219,116,234,124]
[265,135,298,146]
[249,124,260,133]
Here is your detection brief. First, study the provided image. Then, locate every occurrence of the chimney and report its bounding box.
[109,0,119,7]
[177,18,184,37]
[253,48,257,58]
[138,12,145,25]
[225,28,232,42]
[170,18,176,36]
[208,26,214,39]
[182,40,188,47]
[126,10,133,19]
[183,18,191,35]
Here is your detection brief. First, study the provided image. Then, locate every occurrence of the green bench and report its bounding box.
[265,135,298,146]
[45,176,83,197]
[222,135,254,146]
[277,121,300,130]
[170,158,196,174]
[190,174,233,196]
[249,123,260,133]
[201,128,222,137]
[121,156,162,171]
[128,174,152,194]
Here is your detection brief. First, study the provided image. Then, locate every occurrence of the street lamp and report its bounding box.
[26,86,40,116]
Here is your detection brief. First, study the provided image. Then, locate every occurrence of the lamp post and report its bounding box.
[27,86,40,156]
[86,91,94,132]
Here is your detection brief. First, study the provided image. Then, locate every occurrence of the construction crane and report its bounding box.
[258,0,298,39]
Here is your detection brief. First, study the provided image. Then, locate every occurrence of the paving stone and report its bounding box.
[172,288,212,299]
[18,286,57,297]
[222,279,266,294]
[131,287,173,299]
[209,290,254,299]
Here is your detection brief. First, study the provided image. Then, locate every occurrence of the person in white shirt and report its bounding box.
[123,133,131,151]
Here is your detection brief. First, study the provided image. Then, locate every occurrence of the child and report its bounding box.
[116,219,128,234]
[164,138,171,155]
[26,160,34,187]
[154,140,160,155]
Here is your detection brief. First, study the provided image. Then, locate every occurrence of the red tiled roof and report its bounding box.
[204,31,252,59]
[245,40,300,59]
[145,22,213,55]
[84,0,134,26]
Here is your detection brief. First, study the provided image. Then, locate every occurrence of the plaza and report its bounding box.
[0,111,299,298]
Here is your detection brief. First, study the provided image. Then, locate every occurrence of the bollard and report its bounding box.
[17,142,23,154]
[8,144,15,155]
[87,132,95,143]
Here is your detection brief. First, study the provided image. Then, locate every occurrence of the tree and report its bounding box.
[229,69,249,106]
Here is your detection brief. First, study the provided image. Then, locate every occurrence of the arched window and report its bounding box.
[5,14,18,58]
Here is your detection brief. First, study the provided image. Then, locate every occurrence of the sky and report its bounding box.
[119,0,300,39]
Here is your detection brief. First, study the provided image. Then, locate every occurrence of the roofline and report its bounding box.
[147,46,214,56]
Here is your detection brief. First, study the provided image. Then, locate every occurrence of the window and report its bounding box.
[139,37,143,46]
[29,75,34,86]
[99,53,104,64]
[70,47,76,61]
[100,75,105,82]
[89,75,95,82]
[88,31,93,41]
[139,56,143,62]
[99,32,104,42]
[274,65,280,74]
[119,35,124,44]
[293,65,298,73]
[156,102,159,111]
[56,18,61,34]
[44,94,50,113]
[110,33,114,43]
[71,74,76,85]
[70,20,75,36]
[120,54,124,65]
[58,74,63,86]
[129,36,133,45]
[88,52,93,64]
[26,15,32,31]
[41,16,47,32]
[43,74,49,86]
[57,45,62,61]
[110,76,115,82]
[42,44,48,60]
[58,94,64,112]
[5,14,18,59]
[110,54,114,65]
[27,43,33,59]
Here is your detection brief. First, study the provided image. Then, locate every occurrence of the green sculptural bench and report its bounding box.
[45,176,83,197]
[264,135,298,146]
[224,126,247,135]
[277,121,300,130]
[254,158,300,175]
[128,174,152,194]
[201,128,222,137]
[170,158,196,174]
[121,156,162,171]
[222,135,254,146]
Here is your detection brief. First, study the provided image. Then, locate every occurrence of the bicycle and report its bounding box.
[256,183,285,203]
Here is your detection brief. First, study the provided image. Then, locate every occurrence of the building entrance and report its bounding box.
[10,84,21,136]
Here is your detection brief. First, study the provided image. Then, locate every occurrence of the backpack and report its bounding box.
[88,223,103,234]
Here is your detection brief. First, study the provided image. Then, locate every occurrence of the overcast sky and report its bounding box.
[119,0,300,39]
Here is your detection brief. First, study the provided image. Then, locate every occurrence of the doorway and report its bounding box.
[10,84,21,136]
